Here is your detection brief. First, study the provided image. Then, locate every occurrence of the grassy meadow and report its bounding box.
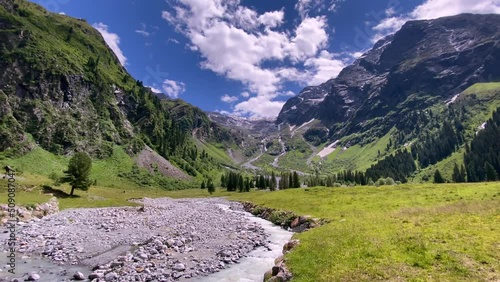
[0,153,498,281]
[229,184,500,282]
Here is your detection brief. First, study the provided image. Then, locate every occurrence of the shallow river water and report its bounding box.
[0,201,293,282]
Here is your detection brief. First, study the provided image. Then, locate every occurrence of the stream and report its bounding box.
[187,204,293,282]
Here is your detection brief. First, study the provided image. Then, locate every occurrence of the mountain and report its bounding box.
[0,0,243,181]
[247,13,500,180]
[277,14,500,140]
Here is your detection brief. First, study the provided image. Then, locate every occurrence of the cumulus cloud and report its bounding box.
[93,23,127,66]
[240,91,250,98]
[304,50,346,86]
[234,96,286,118]
[372,0,500,42]
[162,79,186,98]
[221,94,239,103]
[162,0,346,117]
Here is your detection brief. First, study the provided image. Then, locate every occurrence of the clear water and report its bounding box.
[187,205,293,282]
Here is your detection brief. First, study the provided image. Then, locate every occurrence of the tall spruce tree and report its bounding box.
[433,169,445,184]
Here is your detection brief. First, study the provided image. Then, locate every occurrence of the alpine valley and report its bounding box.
[1,1,500,185]
[1,1,500,282]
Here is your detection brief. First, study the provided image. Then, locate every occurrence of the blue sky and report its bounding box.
[31,0,500,118]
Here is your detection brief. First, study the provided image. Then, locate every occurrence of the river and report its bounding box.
[0,201,293,282]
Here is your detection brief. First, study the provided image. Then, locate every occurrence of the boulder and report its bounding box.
[172,263,186,271]
[26,273,40,281]
[282,239,300,254]
[73,271,85,280]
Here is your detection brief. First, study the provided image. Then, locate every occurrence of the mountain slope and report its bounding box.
[278,14,500,135]
[0,0,240,181]
[272,13,500,180]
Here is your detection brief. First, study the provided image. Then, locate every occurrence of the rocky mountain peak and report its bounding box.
[277,13,500,138]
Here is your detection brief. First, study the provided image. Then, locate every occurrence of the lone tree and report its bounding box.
[61,152,93,196]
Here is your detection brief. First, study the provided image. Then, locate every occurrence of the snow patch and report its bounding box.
[446,93,460,105]
[316,140,340,158]
[309,98,325,103]
[291,119,315,137]
[479,122,487,130]
[475,122,487,135]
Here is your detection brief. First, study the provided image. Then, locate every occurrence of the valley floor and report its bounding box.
[0,175,499,281]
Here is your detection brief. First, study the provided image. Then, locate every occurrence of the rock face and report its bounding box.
[277,13,500,140]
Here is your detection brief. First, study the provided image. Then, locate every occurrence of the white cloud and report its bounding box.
[372,0,500,42]
[136,30,150,37]
[279,91,296,97]
[411,0,500,19]
[136,23,150,37]
[349,51,364,59]
[240,91,250,98]
[295,0,314,19]
[221,94,239,103]
[234,96,286,118]
[93,23,127,66]
[168,38,180,44]
[149,87,163,94]
[215,109,231,115]
[296,0,344,18]
[304,50,346,86]
[385,7,397,17]
[162,0,345,117]
[258,10,285,28]
[162,79,186,98]
[287,16,329,62]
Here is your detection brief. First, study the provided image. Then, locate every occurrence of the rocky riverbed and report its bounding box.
[1,198,273,281]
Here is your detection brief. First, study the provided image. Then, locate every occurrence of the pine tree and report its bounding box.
[207,179,215,194]
[460,164,467,182]
[245,177,250,192]
[433,169,445,184]
[270,171,277,191]
[238,175,244,192]
[485,162,499,181]
[452,163,461,183]
[259,175,265,189]
[220,174,226,188]
[292,171,300,188]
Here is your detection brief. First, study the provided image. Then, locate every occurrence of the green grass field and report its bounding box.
[228,184,500,282]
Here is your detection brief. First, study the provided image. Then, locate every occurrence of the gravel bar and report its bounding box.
[2,198,269,281]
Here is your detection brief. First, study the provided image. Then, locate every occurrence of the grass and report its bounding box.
[226,183,500,282]
[1,164,498,281]
[413,148,465,183]
[320,129,395,173]
[462,82,500,95]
